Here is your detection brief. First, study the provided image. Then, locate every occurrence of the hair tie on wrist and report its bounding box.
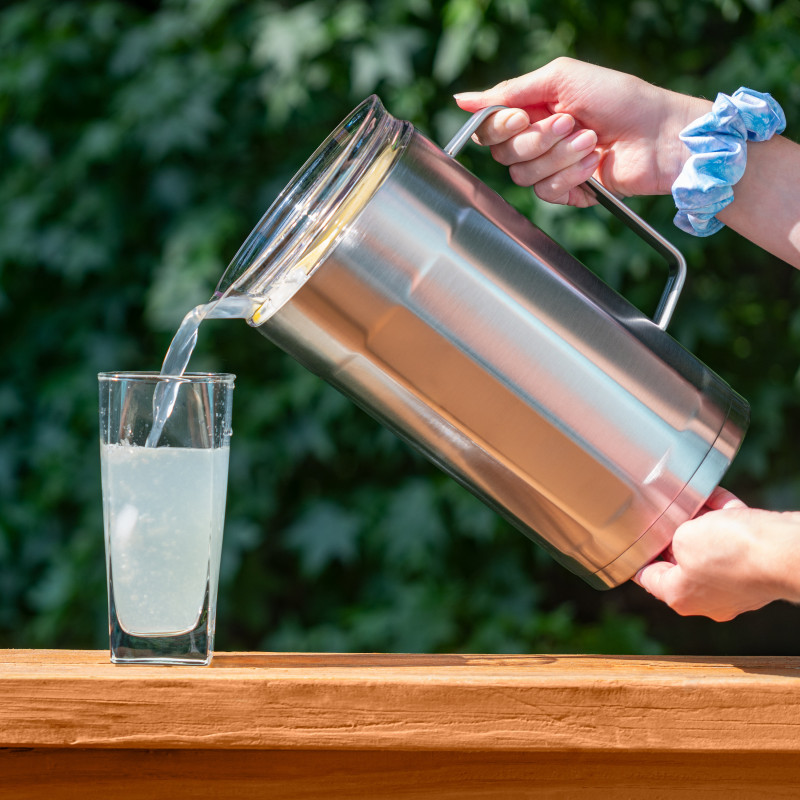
[671,87,786,237]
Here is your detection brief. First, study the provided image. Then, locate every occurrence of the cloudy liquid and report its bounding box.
[102,443,230,635]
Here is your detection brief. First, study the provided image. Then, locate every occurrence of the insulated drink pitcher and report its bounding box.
[216,96,748,589]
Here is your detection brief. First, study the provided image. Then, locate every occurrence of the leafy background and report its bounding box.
[2,0,799,655]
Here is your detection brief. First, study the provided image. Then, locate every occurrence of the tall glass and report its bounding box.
[98,372,234,665]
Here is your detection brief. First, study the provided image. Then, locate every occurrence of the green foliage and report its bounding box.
[1,0,799,655]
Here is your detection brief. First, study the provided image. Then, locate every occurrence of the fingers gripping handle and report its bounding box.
[444,106,687,331]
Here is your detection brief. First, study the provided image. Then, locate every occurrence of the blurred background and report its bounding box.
[2,0,800,655]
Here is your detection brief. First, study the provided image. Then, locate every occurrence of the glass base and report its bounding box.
[109,584,215,666]
[110,627,214,665]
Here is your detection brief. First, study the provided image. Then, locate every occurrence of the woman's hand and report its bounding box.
[455,57,800,266]
[454,57,710,206]
[635,487,800,621]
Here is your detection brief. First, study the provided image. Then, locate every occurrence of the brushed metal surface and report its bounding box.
[250,104,748,588]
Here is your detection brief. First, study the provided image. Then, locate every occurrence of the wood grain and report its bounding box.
[4,650,800,753]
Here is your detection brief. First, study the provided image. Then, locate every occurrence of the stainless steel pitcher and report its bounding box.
[216,95,748,589]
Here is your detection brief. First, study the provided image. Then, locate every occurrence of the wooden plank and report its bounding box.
[2,748,800,799]
[3,650,800,753]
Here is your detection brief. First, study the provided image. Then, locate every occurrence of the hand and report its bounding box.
[635,487,800,621]
[454,57,710,207]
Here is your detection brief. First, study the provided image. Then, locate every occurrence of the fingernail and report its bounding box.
[453,92,482,102]
[571,130,597,151]
[551,114,573,136]
[504,111,528,132]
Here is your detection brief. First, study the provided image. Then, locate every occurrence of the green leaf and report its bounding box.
[285,501,361,577]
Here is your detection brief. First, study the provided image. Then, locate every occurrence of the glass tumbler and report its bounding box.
[98,372,234,665]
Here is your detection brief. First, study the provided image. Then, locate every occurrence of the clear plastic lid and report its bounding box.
[215,95,410,324]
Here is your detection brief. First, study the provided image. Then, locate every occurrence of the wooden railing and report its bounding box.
[3,649,800,798]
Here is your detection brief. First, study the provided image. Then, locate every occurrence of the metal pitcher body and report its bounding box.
[218,96,748,589]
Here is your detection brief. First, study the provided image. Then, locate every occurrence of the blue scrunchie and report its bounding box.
[671,87,786,237]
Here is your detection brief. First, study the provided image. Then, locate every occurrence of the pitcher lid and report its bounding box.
[215,95,410,324]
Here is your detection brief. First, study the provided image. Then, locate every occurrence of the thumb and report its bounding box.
[704,486,748,511]
[454,68,558,113]
[634,560,681,603]
[453,89,502,112]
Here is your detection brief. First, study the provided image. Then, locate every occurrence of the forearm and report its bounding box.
[716,135,800,268]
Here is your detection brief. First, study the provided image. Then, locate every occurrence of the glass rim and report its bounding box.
[98,371,236,385]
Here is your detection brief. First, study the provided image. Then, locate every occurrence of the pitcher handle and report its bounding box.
[444,106,687,331]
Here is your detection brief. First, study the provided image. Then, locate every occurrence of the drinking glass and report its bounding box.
[98,372,234,665]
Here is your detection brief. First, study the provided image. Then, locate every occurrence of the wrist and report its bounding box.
[657,94,712,195]
[670,87,787,237]
[753,512,800,604]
